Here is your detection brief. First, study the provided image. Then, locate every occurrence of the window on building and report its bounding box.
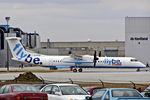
[104,50,118,57]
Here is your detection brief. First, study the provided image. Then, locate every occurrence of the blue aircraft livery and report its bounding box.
[104,58,122,66]
[13,43,27,60]
[13,43,42,65]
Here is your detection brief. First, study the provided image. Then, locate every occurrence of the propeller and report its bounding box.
[68,51,72,55]
[93,51,99,67]
[99,51,101,57]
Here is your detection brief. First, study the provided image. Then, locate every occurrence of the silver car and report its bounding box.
[40,83,90,100]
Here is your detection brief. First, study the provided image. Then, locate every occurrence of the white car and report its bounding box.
[40,83,90,100]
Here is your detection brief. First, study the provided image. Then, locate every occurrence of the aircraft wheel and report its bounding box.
[78,68,82,72]
[73,68,77,72]
[136,68,140,72]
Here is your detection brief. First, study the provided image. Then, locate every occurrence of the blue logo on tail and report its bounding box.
[13,43,42,65]
[13,43,27,60]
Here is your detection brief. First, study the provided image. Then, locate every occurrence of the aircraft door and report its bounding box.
[49,58,53,66]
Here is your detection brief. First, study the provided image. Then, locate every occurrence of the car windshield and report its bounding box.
[60,85,88,95]
[112,90,142,98]
[13,85,40,93]
[92,90,106,100]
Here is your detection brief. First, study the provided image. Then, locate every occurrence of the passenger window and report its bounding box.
[42,85,53,94]
[51,86,60,94]
[3,86,10,94]
[0,86,5,94]
[104,92,110,100]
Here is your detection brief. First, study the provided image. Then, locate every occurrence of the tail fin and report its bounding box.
[6,37,28,60]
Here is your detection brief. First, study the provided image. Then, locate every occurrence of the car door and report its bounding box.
[50,85,62,100]
[41,85,53,100]
[104,91,110,100]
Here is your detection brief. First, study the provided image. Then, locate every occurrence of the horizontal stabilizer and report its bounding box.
[6,37,21,40]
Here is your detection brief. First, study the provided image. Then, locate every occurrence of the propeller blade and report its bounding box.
[68,51,72,55]
[93,50,98,67]
[99,51,101,57]
[94,60,96,67]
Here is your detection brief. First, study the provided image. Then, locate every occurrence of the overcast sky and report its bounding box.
[0,0,150,42]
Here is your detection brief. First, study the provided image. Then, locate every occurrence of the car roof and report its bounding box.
[145,86,150,90]
[45,83,79,86]
[102,88,136,90]
[5,84,30,86]
[83,86,103,89]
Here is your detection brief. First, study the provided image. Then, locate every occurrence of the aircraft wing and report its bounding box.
[62,55,93,65]
[70,54,83,60]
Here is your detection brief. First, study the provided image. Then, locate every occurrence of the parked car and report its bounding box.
[85,88,150,100]
[40,83,90,100]
[141,86,150,97]
[0,84,48,100]
[33,84,47,91]
[83,87,103,95]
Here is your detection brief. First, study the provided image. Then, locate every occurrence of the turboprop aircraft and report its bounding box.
[6,37,146,72]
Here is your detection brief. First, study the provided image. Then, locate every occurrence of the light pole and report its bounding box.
[5,17,10,71]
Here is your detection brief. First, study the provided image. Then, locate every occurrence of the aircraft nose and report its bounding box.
[139,62,146,68]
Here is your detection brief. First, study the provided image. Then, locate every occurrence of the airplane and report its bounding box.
[6,37,146,72]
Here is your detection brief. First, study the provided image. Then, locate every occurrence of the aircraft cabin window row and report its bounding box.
[53,60,62,62]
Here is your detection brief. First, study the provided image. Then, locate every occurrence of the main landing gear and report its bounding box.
[73,68,83,72]
[136,68,140,72]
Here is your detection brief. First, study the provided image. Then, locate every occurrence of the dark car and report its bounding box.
[83,87,103,95]
[0,84,48,100]
[141,86,150,97]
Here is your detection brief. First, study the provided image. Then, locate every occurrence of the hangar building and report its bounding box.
[41,41,125,57]
[125,17,150,66]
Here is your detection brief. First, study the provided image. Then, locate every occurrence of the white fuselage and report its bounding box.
[20,54,146,68]
[6,37,146,69]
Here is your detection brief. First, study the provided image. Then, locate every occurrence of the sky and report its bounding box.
[0,0,150,42]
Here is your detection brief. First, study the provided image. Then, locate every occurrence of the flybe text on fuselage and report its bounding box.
[104,58,122,66]
[13,43,42,65]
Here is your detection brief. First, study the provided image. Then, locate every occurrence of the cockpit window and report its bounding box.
[130,59,138,62]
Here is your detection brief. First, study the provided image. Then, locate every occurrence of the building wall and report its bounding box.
[41,41,125,57]
[125,17,150,65]
[0,32,21,67]
[33,48,58,55]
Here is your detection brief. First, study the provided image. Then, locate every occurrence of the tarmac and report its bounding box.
[0,66,150,84]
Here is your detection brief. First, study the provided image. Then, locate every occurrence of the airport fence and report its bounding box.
[0,71,149,92]
[0,77,149,92]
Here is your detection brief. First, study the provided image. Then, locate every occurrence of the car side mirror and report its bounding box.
[55,92,61,96]
[85,96,91,100]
